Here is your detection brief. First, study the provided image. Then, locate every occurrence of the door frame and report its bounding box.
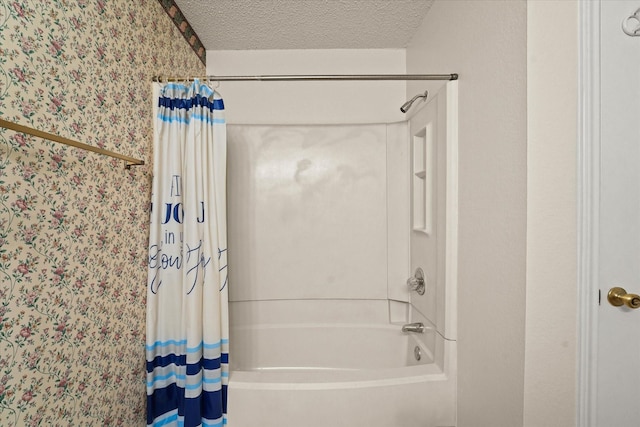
[577,0,600,425]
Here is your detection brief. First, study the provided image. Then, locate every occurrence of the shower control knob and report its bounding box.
[407,268,425,295]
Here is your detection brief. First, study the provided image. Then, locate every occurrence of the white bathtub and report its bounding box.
[226,300,456,427]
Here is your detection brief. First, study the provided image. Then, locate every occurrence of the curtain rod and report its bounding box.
[152,73,458,82]
[0,118,145,169]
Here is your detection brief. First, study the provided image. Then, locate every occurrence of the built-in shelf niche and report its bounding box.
[412,124,433,235]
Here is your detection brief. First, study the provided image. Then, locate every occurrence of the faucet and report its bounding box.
[407,268,425,295]
[402,322,426,333]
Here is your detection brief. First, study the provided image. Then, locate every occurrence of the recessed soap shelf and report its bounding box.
[412,124,433,235]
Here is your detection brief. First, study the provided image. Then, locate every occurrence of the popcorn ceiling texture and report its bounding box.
[175,0,434,50]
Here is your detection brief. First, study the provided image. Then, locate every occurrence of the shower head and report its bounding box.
[400,90,429,113]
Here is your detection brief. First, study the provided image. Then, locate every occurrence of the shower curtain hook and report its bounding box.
[209,78,220,90]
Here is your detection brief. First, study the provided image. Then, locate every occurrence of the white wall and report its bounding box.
[206,49,406,124]
[406,1,528,426]
[524,2,578,426]
[226,123,407,302]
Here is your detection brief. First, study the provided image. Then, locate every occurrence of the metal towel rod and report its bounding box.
[0,118,144,168]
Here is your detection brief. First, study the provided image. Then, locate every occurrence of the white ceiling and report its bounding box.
[173,0,434,50]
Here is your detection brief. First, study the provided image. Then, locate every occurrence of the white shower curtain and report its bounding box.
[146,80,228,427]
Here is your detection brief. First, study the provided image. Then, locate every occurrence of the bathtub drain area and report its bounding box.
[414,346,422,361]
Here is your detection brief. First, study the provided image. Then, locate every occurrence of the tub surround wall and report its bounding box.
[407,82,457,341]
[215,49,415,305]
[223,105,458,427]
[227,123,409,302]
[387,121,412,303]
[0,1,204,424]
[231,299,392,327]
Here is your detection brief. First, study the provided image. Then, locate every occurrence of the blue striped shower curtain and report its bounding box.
[147,80,229,427]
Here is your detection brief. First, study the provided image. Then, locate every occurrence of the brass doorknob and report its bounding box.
[608,287,640,309]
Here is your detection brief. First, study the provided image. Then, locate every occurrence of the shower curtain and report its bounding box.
[146,80,228,427]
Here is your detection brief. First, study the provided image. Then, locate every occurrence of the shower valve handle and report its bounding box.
[407,268,425,295]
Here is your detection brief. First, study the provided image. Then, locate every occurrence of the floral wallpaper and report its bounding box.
[0,0,205,425]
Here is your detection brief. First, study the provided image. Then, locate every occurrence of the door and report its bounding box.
[597,1,640,424]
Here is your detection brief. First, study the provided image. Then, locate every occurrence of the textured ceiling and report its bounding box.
[173,0,434,50]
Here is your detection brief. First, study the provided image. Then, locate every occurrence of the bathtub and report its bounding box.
[226,300,456,427]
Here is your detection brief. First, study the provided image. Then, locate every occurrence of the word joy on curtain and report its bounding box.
[146,79,229,427]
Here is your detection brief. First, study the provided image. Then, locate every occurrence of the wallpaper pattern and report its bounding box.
[0,0,205,425]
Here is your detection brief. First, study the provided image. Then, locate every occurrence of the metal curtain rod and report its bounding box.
[0,118,145,168]
[152,73,458,82]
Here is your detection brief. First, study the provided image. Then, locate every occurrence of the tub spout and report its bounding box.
[401,322,425,333]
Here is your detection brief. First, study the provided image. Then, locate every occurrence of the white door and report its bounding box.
[597,1,640,424]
